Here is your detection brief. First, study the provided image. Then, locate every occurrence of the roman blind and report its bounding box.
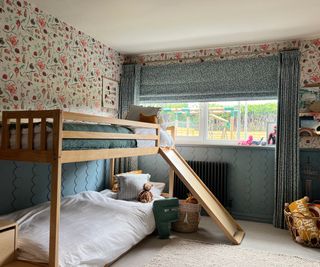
[138,55,279,102]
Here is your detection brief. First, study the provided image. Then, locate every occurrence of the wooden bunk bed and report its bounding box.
[0,109,244,267]
[0,109,162,267]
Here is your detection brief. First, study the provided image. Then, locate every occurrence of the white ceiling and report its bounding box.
[28,0,320,55]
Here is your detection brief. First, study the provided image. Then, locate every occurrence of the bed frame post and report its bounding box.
[168,168,174,197]
[167,126,176,197]
[109,158,115,189]
[49,110,63,267]
[156,125,161,148]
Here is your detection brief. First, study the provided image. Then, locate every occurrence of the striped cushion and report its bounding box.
[116,173,151,200]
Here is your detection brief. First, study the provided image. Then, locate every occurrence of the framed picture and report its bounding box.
[102,77,118,110]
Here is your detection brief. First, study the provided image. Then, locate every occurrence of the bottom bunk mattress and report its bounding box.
[0,190,156,266]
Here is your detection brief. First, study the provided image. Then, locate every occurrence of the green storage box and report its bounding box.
[153,198,179,239]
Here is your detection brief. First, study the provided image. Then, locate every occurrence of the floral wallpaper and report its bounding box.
[300,39,320,86]
[125,40,299,65]
[125,38,320,87]
[0,0,123,116]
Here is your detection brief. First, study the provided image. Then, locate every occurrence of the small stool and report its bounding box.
[153,198,179,239]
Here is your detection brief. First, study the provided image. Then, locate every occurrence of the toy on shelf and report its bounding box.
[268,126,277,145]
[238,135,253,146]
[251,137,267,146]
[309,101,320,113]
[299,128,318,137]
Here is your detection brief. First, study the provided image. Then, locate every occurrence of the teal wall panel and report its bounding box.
[139,145,275,223]
[0,160,110,215]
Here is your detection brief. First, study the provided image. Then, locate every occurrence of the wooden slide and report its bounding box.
[159,147,245,244]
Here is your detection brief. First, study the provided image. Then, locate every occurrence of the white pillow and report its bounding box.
[126,105,161,122]
[159,113,170,130]
[150,182,166,197]
[116,173,151,200]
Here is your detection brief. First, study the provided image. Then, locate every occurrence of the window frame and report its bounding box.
[141,100,277,146]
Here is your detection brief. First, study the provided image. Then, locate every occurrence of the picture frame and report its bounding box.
[102,76,119,111]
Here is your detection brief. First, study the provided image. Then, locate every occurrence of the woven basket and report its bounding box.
[172,200,201,233]
[284,204,320,248]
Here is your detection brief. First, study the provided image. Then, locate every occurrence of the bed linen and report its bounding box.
[0,122,137,150]
[0,123,174,150]
[134,128,174,147]
[0,191,157,266]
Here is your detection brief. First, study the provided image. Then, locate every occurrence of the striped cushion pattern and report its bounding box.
[116,173,151,200]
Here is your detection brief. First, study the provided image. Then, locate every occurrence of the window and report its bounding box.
[141,100,277,145]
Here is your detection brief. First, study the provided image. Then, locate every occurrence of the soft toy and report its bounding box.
[112,181,119,192]
[288,196,319,243]
[186,193,198,204]
[138,182,153,203]
[238,135,253,145]
[309,101,320,113]
[268,126,277,144]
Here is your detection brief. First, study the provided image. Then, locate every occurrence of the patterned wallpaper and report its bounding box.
[125,40,299,64]
[0,0,123,116]
[300,39,320,86]
[125,38,320,87]
[0,0,120,214]
[139,145,275,223]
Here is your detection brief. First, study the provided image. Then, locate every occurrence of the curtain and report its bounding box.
[118,64,141,119]
[273,50,301,228]
[116,64,141,174]
[139,56,279,102]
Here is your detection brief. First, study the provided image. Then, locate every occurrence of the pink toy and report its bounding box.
[238,135,253,145]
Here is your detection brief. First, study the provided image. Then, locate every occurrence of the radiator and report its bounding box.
[174,160,228,207]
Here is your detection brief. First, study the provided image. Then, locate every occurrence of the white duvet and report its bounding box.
[0,191,156,266]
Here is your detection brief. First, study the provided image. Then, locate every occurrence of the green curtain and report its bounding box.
[273,50,301,228]
[116,64,141,173]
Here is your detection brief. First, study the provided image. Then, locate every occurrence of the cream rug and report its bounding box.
[144,239,320,267]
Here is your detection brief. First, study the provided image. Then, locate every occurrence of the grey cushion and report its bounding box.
[126,105,161,121]
[116,173,151,200]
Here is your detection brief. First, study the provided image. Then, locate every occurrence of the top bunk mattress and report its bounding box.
[0,122,137,150]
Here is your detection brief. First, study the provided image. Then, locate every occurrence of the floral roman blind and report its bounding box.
[138,55,279,103]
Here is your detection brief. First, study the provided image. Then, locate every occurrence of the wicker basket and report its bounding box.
[172,200,201,233]
[284,204,320,248]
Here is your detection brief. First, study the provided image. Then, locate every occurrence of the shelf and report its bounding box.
[300,147,320,151]
[299,112,320,118]
[303,83,320,88]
